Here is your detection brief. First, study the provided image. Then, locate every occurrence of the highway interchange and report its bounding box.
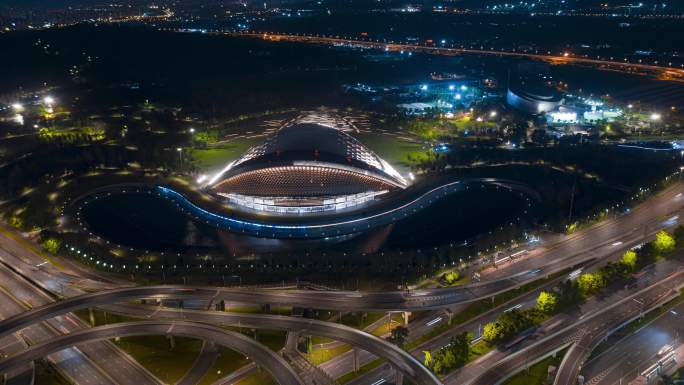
[3,181,684,385]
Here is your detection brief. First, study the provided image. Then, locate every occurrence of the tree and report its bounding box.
[654,230,676,254]
[448,332,471,366]
[536,291,558,314]
[442,270,461,285]
[423,351,433,367]
[577,273,604,295]
[41,238,61,255]
[622,250,638,270]
[483,309,534,343]
[389,326,409,347]
[482,322,504,342]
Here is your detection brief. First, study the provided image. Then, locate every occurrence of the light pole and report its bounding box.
[176,147,182,168]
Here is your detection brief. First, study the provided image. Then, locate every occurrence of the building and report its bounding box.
[506,84,562,115]
[205,123,408,217]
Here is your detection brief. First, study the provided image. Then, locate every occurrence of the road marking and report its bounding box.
[426,317,442,327]
[371,379,386,385]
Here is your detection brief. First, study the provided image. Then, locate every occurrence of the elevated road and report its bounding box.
[0,321,303,385]
[213,31,684,82]
[66,181,684,312]
[0,288,441,385]
[463,268,684,385]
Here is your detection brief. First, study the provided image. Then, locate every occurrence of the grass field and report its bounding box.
[190,137,262,170]
[354,132,424,172]
[198,346,251,385]
[115,335,203,384]
[336,358,385,384]
[306,343,352,365]
[502,350,566,385]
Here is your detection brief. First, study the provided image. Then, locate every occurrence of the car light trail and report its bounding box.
[426,317,443,326]
[504,304,523,312]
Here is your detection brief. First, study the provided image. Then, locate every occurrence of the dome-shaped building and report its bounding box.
[205,123,408,216]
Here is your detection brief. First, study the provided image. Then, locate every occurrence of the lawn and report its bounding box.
[198,346,251,385]
[502,350,566,385]
[336,358,385,384]
[190,137,261,170]
[306,343,352,365]
[353,132,424,172]
[114,335,203,384]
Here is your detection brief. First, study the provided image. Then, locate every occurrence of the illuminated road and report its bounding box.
[0,321,303,385]
[580,297,684,385]
[121,181,684,311]
[0,288,441,385]
[4,180,684,384]
[210,31,684,82]
[461,268,684,385]
[0,229,158,385]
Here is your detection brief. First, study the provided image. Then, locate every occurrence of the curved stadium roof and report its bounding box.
[207,123,407,198]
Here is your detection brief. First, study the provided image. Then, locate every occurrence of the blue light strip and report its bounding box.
[156,180,465,233]
[617,144,676,151]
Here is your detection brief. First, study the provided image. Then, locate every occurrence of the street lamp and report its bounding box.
[11,103,24,112]
[650,113,662,121]
[176,147,182,168]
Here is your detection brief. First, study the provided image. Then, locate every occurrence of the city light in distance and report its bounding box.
[11,103,24,112]
[650,113,662,121]
[43,96,55,105]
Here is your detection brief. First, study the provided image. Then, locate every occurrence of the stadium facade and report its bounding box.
[204,123,408,217]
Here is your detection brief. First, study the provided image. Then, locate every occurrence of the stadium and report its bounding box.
[203,122,409,217]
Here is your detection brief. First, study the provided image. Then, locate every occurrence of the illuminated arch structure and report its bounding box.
[204,123,408,216]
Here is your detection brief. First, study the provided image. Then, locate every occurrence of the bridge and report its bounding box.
[203,30,684,82]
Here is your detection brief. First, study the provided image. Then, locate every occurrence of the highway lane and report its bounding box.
[141,182,684,311]
[2,174,684,385]
[580,299,684,385]
[0,280,116,385]
[461,268,684,385]
[0,256,160,385]
[320,265,573,382]
[552,261,684,385]
[0,283,439,385]
[0,316,33,385]
[0,321,304,385]
[176,340,219,385]
[97,303,441,385]
[438,258,682,385]
[1,182,683,384]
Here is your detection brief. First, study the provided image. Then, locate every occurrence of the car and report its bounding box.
[658,344,673,357]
